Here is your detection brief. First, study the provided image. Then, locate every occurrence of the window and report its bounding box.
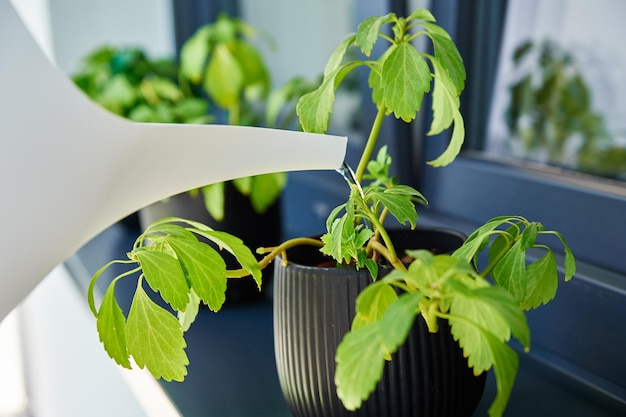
[418,0,626,407]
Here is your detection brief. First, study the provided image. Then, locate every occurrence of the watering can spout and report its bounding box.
[0,1,347,322]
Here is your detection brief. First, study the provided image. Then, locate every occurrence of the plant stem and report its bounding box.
[369,240,407,272]
[480,242,513,279]
[226,237,324,278]
[355,104,387,182]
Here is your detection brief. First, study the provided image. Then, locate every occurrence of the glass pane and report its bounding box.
[486,0,626,180]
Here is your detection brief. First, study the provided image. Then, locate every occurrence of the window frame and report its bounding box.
[417,0,626,403]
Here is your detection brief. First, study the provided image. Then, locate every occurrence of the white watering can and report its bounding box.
[0,1,347,322]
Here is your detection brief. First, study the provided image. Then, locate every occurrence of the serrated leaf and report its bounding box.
[382,43,432,122]
[126,285,189,381]
[454,217,524,264]
[201,182,225,221]
[165,237,227,311]
[427,63,458,135]
[354,282,398,327]
[205,43,244,108]
[372,191,418,228]
[335,293,422,410]
[201,230,262,287]
[424,29,465,94]
[448,286,513,374]
[519,222,541,250]
[326,203,347,232]
[296,76,335,133]
[552,231,576,281]
[472,286,530,349]
[147,223,198,242]
[178,288,201,332]
[384,184,428,205]
[520,251,558,310]
[377,292,423,349]
[135,250,190,311]
[97,283,131,369]
[364,259,379,280]
[323,34,357,77]
[492,239,527,303]
[335,323,386,410]
[426,105,465,167]
[356,14,394,56]
[407,8,436,22]
[481,328,520,417]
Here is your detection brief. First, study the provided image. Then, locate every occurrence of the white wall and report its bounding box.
[240,0,354,88]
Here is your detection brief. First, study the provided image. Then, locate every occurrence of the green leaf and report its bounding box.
[296,76,335,133]
[323,34,357,77]
[482,328,520,417]
[427,61,459,136]
[382,42,432,122]
[165,237,227,312]
[126,285,189,382]
[148,77,182,101]
[371,191,418,228]
[407,8,436,22]
[145,223,198,242]
[552,231,576,280]
[325,203,347,232]
[249,172,287,214]
[520,251,558,310]
[96,283,131,369]
[492,239,527,303]
[453,216,523,264]
[384,184,428,205]
[377,292,423,350]
[201,230,262,287]
[426,105,465,167]
[448,285,514,374]
[424,30,465,94]
[353,282,398,328]
[205,43,244,108]
[180,25,212,82]
[335,293,423,410]
[99,75,137,111]
[297,61,363,133]
[178,288,201,332]
[335,323,386,410]
[229,39,270,95]
[135,250,190,311]
[201,182,225,221]
[232,176,252,195]
[321,216,351,264]
[473,286,530,349]
[356,14,394,56]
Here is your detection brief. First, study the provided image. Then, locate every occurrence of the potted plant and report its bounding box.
[87,8,575,417]
[74,17,314,301]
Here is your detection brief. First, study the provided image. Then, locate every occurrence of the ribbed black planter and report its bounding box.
[273,228,486,417]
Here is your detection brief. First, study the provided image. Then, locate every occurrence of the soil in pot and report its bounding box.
[273,227,487,417]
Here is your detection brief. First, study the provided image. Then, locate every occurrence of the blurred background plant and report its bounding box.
[505,40,626,179]
[72,13,316,223]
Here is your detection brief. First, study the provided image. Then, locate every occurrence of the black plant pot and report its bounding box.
[273,227,486,417]
[140,181,282,303]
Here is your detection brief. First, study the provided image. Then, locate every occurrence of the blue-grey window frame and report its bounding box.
[420,0,626,403]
